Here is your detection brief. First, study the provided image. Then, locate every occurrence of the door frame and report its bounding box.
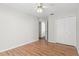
[38,20,48,41]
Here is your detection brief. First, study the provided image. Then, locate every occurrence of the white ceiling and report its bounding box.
[1,3,78,18]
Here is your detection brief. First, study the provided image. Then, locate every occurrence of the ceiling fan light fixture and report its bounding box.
[36,3,44,13]
[37,7,43,13]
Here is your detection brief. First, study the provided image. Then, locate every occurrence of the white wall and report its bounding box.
[48,16,76,46]
[0,5,38,52]
[55,17,76,46]
[76,6,79,53]
[48,15,56,42]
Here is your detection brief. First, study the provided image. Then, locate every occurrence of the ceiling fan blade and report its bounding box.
[42,6,47,8]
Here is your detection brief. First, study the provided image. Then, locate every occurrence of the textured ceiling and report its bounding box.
[0,3,78,18]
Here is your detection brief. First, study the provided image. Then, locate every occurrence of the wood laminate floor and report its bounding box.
[0,39,78,56]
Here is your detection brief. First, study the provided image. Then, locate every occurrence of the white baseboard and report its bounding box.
[78,50,79,54]
[48,40,56,43]
[77,50,79,54]
[0,40,38,53]
[76,47,79,55]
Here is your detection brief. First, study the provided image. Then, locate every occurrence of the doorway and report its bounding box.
[39,20,48,41]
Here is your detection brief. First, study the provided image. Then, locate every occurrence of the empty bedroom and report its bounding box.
[0,3,79,56]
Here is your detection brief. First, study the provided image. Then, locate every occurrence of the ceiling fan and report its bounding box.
[36,3,47,13]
